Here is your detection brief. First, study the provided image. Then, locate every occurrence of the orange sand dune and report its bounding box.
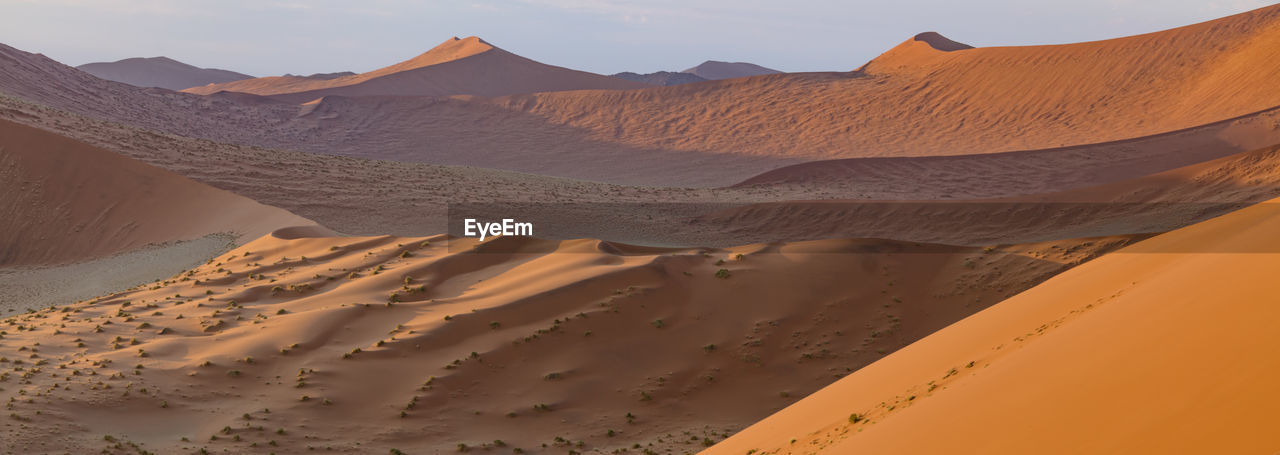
[183,36,647,101]
[0,118,314,266]
[479,4,1280,162]
[0,229,1133,453]
[705,198,1280,455]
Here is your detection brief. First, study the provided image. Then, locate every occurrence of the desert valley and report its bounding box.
[3,3,1280,454]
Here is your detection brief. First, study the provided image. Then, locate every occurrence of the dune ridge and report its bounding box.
[182,36,498,96]
[183,36,647,101]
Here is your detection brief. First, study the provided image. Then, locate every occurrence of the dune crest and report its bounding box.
[857,31,973,68]
[182,36,645,101]
[912,32,973,51]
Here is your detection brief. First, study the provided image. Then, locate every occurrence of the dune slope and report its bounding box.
[705,196,1280,454]
[0,118,313,266]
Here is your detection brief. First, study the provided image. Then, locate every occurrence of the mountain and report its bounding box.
[183,36,648,101]
[282,71,356,80]
[707,190,1280,454]
[680,60,782,80]
[611,70,707,86]
[76,56,251,91]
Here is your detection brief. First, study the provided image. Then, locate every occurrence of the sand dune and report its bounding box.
[705,196,1280,455]
[481,4,1280,164]
[0,118,314,266]
[0,42,301,148]
[6,5,1280,186]
[681,60,781,80]
[183,36,646,101]
[76,56,251,91]
[0,228,1135,453]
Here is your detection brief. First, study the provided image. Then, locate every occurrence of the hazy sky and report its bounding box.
[1,0,1272,76]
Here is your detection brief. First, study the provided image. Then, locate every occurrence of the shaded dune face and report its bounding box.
[909,32,974,51]
[0,119,313,266]
[0,231,1134,453]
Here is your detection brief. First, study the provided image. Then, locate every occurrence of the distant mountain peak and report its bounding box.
[76,56,251,90]
[681,60,782,80]
[611,70,708,86]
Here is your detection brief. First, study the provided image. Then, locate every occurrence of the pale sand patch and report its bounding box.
[0,234,235,312]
